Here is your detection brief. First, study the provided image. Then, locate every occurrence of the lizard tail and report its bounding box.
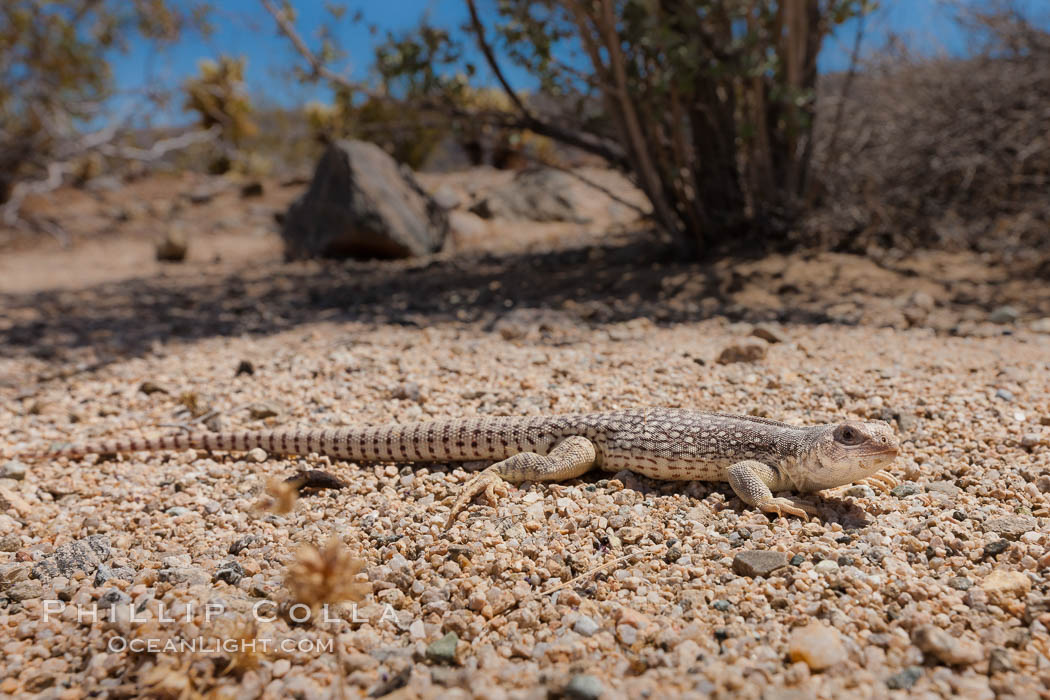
[22,431,277,461]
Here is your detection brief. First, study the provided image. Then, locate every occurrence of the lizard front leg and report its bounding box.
[445,435,596,529]
[727,460,818,520]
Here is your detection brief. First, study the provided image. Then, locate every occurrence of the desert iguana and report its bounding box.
[26,408,899,526]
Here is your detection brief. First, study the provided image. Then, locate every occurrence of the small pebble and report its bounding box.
[213,561,245,586]
[619,527,644,544]
[988,306,1019,324]
[573,616,600,637]
[247,448,268,463]
[425,632,459,664]
[6,580,44,601]
[1020,433,1043,449]
[391,382,422,402]
[787,622,847,671]
[891,483,922,497]
[564,674,605,700]
[980,570,1030,600]
[248,402,282,420]
[984,515,1035,540]
[94,565,134,587]
[732,550,789,577]
[155,226,188,262]
[240,181,264,198]
[97,588,131,610]
[911,625,983,666]
[717,339,768,364]
[751,324,785,343]
[138,381,168,395]
[988,647,1014,674]
[0,460,27,480]
[229,535,259,555]
[926,481,961,497]
[616,624,637,645]
[814,559,839,573]
[886,667,922,690]
[983,540,1010,557]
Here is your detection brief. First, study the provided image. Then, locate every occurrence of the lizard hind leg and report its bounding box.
[444,435,597,529]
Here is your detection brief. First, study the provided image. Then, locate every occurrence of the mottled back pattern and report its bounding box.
[559,408,809,479]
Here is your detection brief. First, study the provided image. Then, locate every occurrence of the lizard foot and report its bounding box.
[760,497,818,520]
[445,466,509,529]
[859,470,899,492]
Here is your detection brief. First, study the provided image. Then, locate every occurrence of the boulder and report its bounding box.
[281,140,448,260]
[470,168,589,222]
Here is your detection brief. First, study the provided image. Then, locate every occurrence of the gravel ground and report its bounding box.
[2,172,1050,698]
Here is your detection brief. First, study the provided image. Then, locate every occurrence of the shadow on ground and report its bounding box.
[1,232,1047,374]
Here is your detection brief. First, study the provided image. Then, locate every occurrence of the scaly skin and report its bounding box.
[23,408,900,526]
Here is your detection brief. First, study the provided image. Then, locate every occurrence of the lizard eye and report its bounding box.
[834,425,862,445]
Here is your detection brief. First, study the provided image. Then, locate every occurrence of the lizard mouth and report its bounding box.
[868,445,899,465]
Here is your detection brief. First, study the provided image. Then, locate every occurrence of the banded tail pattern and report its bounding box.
[30,415,571,464]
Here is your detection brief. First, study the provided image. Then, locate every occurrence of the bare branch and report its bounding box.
[1,127,219,226]
[98,126,219,161]
[258,0,380,98]
[819,8,869,180]
[524,155,650,218]
[594,0,682,246]
[462,0,627,165]
[464,0,534,120]
[1,162,71,226]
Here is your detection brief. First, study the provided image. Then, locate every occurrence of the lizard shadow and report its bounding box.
[808,496,873,529]
[608,472,875,528]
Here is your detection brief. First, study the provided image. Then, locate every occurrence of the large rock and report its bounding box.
[281,140,448,260]
[470,168,589,222]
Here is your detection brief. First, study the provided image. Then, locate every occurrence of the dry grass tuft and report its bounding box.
[217,619,266,677]
[284,537,370,610]
[254,477,300,515]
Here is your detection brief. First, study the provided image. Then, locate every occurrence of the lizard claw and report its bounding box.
[760,497,818,521]
[858,470,899,492]
[445,467,509,529]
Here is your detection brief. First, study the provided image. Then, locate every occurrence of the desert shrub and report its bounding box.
[808,5,1050,255]
[183,56,260,174]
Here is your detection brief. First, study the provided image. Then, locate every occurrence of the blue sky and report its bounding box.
[108,0,1042,123]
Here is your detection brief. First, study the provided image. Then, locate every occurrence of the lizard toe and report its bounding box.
[860,470,899,492]
[761,497,816,520]
[445,467,508,530]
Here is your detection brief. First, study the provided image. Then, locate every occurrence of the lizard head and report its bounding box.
[800,420,899,490]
